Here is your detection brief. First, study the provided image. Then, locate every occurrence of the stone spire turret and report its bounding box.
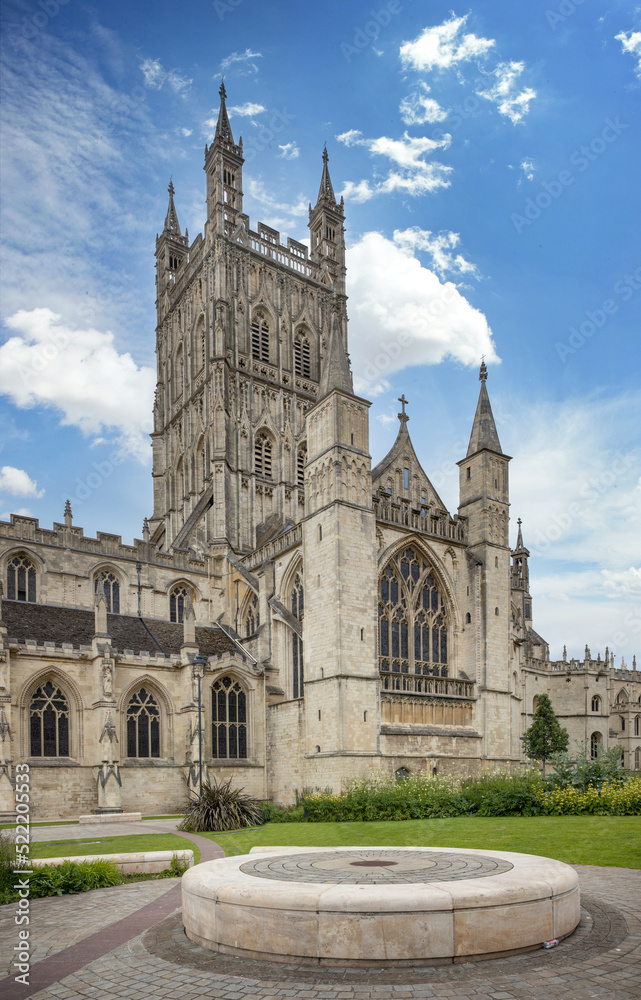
[164,179,182,236]
[318,309,353,398]
[214,80,234,144]
[466,361,503,458]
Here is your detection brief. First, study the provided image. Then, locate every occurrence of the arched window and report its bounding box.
[620,716,626,732]
[291,573,304,699]
[533,695,540,712]
[126,688,160,758]
[7,554,36,603]
[294,332,311,377]
[616,689,628,704]
[30,681,69,757]
[297,444,307,488]
[465,612,471,624]
[255,432,273,479]
[635,747,640,770]
[95,571,120,614]
[635,716,640,737]
[170,585,190,623]
[245,592,259,636]
[378,547,449,679]
[591,694,601,712]
[251,315,270,362]
[590,731,602,759]
[212,676,248,759]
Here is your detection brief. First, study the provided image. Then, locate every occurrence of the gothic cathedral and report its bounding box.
[0,85,638,819]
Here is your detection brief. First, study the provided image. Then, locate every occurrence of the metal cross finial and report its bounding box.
[517,517,522,527]
[219,78,226,101]
[397,394,409,423]
[479,356,488,382]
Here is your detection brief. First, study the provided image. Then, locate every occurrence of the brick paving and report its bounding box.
[0,822,639,1000]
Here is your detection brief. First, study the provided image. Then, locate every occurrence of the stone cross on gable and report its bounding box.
[398,394,409,423]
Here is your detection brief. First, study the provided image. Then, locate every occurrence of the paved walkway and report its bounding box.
[0,820,639,1000]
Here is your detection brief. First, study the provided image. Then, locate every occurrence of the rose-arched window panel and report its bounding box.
[30,682,69,757]
[7,554,36,603]
[378,547,449,678]
[127,688,160,758]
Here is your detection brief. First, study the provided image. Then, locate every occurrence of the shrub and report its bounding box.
[547,741,626,792]
[29,859,122,898]
[179,777,263,832]
[0,832,18,904]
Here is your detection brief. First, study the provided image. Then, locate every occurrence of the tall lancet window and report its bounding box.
[255,433,273,479]
[251,315,270,362]
[294,333,311,377]
[95,571,120,614]
[30,682,69,757]
[7,554,36,603]
[291,573,304,699]
[378,547,449,683]
[127,688,160,758]
[297,444,307,488]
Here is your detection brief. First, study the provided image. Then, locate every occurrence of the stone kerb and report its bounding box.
[32,849,194,874]
[79,811,142,823]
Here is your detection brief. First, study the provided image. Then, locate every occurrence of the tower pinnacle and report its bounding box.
[164,179,182,235]
[215,79,234,143]
[466,364,502,457]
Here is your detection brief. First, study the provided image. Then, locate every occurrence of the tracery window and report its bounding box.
[30,682,69,757]
[294,333,311,377]
[590,731,602,759]
[291,573,304,699]
[591,695,601,712]
[255,433,273,479]
[95,571,120,614]
[170,585,190,623]
[212,677,247,759]
[7,554,36,603]
[378,547,449,680]
[245,593,259,636]
[251,315,270,362]
[126,688,160,758]
[297,445,307,488]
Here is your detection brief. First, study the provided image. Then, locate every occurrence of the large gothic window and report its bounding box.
[255,433,273,479]
[95,571,120,614]
[251,315,270,362]
[7,554,36,603]
[127,688,160,758]
[170,584,191,623]
[297,444,307,488]
[212,677,247,758]
[294,333,311,377]
[245,593,259,636]
[30,682,69,757]
[291,573,304,699]
[378,547,449,679]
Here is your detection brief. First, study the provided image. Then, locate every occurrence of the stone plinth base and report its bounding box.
[182,846,580,967]
[33,849,193,874]
[78,811,141,824]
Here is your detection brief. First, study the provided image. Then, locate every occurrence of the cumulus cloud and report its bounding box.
[400,14,495,72]
[520,157,535,181]
[392,227,479,278]
[220,49,262,74]
[245,179,307,229]
[337,130,452,202]
[0,309,155,461]
[0,466,44,498]
[400,83,449,125]
[476,61,536,124]
[346,232,498,395]
[140,58,192,96]
[228,102,266,117]
[278,142,299,159]
[616,29,641,78]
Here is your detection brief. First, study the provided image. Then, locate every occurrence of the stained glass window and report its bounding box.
[212,677,248,759]
[30,682,69,757]
[7,554,36,603]
[127,688,160,758]
[95,571,120,614]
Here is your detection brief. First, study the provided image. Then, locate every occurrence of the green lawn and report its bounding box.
[29,832,200,864]
[203,816,641,868]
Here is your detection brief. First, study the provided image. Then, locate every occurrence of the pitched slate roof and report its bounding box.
[1,600,237,658]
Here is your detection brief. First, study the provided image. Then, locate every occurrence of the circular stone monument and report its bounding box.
[181,846,580,967]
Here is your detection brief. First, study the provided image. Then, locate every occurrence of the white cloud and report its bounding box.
[346,232,498,395]
[0,309,155,461]
[400,83,449,125]
[228,102,266,117]
[520,157,535,181]
[140,58,192,96]
[174,127,193,137]
[477,61,536,124]
[392,227,479,279]
[337,130,452,202]
[278,142,300,160]
[0,466,44,498]
[0,507,33,520]
[220,49,262,74]
[245,179,307,229]
[602,567,641,597]
[616,29,641,78]
[400,15,494,72]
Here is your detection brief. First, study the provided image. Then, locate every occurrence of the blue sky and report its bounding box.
[0,0,639,663]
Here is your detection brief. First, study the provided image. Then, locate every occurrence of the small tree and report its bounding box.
[521,694,569,775]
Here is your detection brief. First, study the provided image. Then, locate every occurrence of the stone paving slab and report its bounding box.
[23,818,183,843]
[0,864,637,1000]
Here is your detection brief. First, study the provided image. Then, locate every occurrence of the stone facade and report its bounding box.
[0,85,638,818]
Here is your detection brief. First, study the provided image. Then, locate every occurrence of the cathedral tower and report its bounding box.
[457,363,514,760]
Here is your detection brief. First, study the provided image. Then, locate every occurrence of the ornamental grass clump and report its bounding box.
[29,859,122,898]
[179,777,263,832]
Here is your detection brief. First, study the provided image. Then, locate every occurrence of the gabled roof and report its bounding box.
[372,412,448,511]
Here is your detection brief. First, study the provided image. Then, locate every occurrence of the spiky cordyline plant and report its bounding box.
[179,776,263,832]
